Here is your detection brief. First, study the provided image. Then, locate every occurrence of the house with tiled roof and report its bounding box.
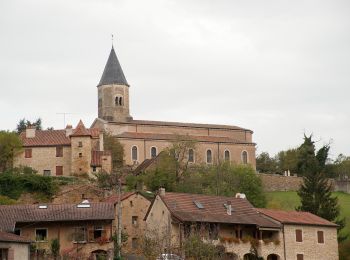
[0,231,31,260]
[13,120,111,176]
[0,201,115,259]
[91,46,256,168]
[144,189,339,260]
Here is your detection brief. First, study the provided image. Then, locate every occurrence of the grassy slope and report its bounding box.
[265,191,350,238]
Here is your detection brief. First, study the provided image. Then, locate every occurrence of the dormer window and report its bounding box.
[115,96,123,106]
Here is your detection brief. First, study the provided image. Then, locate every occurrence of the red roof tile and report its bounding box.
[71,120,91,137]
[116,132,254,145]
[257,208,337,227]
[147,192,280,229]
[104,192,136,204]
[0,231,31,243]
[91,151,111,166]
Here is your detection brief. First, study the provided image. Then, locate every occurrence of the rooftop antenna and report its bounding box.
[56,112,73,128]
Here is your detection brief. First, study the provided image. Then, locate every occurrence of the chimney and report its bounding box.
[26,125,36,138]
[227,201,232,215]
[159,187,165,196]
[235,193,246,199]
[65,125,73,137]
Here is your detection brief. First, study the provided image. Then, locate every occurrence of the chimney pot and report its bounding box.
[227,200,232,215]
[26,125,36,138]
[159,187,165,196]
[65,125,73,137]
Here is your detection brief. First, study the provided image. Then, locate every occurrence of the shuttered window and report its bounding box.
[317,231,324,243]
[296,229,303,242]
[56,146,63,157]
[297,254,304,260]
[56,166,63,176]
[25,148,32,158]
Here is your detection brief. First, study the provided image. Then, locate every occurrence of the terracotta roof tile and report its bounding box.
[257,208,337,227]
[0,203,114,232]
[91,151,111,166]
[152,192,280,228]
[71,120,91,137]
[104,192,136,204]
[116,132,254,145]
[0,231,31,243]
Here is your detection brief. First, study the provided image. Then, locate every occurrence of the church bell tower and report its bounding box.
[97,46,132,122]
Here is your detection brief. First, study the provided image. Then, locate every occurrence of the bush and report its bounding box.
[0,195,16,205]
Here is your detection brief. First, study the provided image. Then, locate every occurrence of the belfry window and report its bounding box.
[242,151,248,164]
[151,147,157,158]
[132,146,138,161]
[206,149,212,164]
[224,150,230,161]
[115,96,123,106]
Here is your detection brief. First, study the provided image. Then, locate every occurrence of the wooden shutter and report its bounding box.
[56,166,63,176]
[25,148,32,158]
[317,231,324,243]
[297,254,304,260]
[295,229,303,242]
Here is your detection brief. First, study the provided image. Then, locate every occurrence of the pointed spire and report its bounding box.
[98,46,129,87]
[71,120,91,137]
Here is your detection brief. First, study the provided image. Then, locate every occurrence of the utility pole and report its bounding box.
[117,177,122,258]
[56,112,73,128]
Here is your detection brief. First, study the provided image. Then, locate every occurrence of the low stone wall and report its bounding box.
[258,173,303,192]
[333,179,350,193]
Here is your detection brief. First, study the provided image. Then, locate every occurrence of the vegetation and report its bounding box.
[50,238,60,259]
[0,131,22,172]
[103,133,124,171]
[16,118,42,133]
[183,234,224,259]
[0,195,16,205]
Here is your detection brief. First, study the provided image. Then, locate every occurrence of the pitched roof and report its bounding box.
[0,203,115,232]
[71,120,91,137]
[91,150,111,166]
[104,192,141,204]
[147,192,280,229]
[116,132,254,145]
[98,47,128,87]
[0,231,31,243]
[257,208,338,227]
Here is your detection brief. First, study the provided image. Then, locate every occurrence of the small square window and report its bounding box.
[25,148,32,158]
[35,229,47,241]
[132,216,138,226]
[79,153,82,158]
[93,226,104,240]
[92,166,96,172]
[73,227,86,243]
[43,170,51,176]
[78,142,83,147]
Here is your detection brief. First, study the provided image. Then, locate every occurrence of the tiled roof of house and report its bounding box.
[257,208,338,227]
[0,231,32,243]
[0,202,114,232]
[116,132,254,145]
[147,192,280,229]
[104,192,137,204]
[108,119,252,132]
[19,127,100,147]
[91,150,111,166]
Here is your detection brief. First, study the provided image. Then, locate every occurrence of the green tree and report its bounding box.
[0,131,22,172]
[50,238,60,259]
[256,152,277,173]
[296,135,346,241]
[16,118,42,133]
[276,148,299,174]
[183,233,223,259]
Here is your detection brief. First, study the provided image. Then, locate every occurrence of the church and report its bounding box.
[91,46,256,168]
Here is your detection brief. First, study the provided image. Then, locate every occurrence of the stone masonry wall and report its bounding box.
[259,174,303,192]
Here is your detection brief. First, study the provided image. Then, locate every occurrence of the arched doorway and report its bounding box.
[243,253,255,260]
[90,249,108,260]
[267,254,280,260]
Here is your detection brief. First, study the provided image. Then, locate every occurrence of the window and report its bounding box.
[206,149,212,164]
[295,229,303,242]
[93,226,104,240]
[56,166,63,176]
[209,223,219,240]
[79,153,82,158]
[188,149,194,163]
[130,200,133,207]
[132,146,138,161]
[43,170,51,176]
[35,228,48,241]
[115,96,123,106]
[242,151,248,164]
[73,227,86,243]
[92,166,96,172]
[150,147,157,158]
[78,141,83,147]
[0,249,8,260]
[132,216,138,226]
[317,231,324,244]
[132,237,138,249]
[224,150,230,161]
[25,148,32,158]
[297,254,304,260]
[14,228,21,236]
[56,146,63,157]
[98,98,102,108]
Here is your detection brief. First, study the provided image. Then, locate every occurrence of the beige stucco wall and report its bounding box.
[13,146,71,176]
[284,224,338,260]
[0,242,30,260]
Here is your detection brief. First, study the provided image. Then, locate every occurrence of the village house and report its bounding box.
[0,231,31,260]
[91,46,256,168]
[144,189,339,260]
[0,201,115,259]
[13,120,112,176]
[104,192,151,255]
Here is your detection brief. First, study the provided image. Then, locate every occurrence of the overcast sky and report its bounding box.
[1,0,349,158]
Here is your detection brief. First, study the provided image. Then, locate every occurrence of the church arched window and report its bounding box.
[188,149,194,163]
[224,150,230,161]
[150,147,157,158]
[241,151,248,164]
[206,149,212,164]
[132,146,138,161]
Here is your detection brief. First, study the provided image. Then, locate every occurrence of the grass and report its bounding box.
[266,191,350,239]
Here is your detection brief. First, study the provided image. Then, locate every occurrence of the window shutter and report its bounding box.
[295,229,303,242]
[56,166,63,176]
[88,228,94,242]
[317,231,324,243]
[297,254,304,260]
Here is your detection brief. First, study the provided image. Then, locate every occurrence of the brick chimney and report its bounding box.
[227,201,232,215]
[65,125,73,137]
[159,187,165,196]
[26,125,36,138]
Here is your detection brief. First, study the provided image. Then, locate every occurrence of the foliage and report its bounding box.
[256,152,277,173]
[0,131,22,172]
[339,239,350,260]
[50,238,60,258]
[183,233,223,259]
[276,148,299,174]
[296,135,346,241]
[0,195,16,205]
[0,171,58,200]
[104,133,124,171]
[16,118,42,133]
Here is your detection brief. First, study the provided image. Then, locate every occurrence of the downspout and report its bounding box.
[283,225,287,260]
[143,139,146,160]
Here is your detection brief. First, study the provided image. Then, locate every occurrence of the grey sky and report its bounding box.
[1,0,349,158]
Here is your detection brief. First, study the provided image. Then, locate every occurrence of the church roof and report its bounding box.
[98,46,128,87]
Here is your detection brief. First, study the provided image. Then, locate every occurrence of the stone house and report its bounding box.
[0,231,31,260]
[104,192,151,255]
[91,46,256,168]
[257,208,339,260]
[13,120,111,176]
[0,201,115,259]
[144,189,339,260]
